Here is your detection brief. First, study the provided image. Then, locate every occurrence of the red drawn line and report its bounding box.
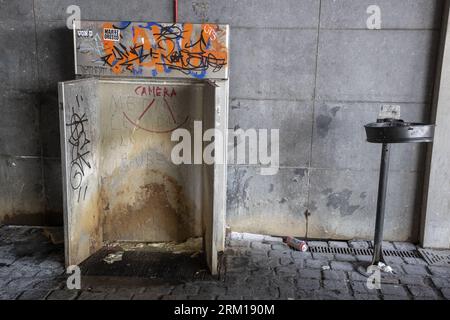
[163,98,177,124]
[138,98,156,120]
[123,112,189,133]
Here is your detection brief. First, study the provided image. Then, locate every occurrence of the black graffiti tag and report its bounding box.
[66,95,91,202]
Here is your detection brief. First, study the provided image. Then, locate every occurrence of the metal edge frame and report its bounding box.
[211,79,229,274]
[73,20,78,76]
[58,82,70,267]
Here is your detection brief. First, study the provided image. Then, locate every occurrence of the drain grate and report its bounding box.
[308,245,421,258]
[418,248,450,266]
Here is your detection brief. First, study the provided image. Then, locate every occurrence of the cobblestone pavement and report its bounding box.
[1,225,450,300]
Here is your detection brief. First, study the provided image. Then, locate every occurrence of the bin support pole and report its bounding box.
[371,142,390,266]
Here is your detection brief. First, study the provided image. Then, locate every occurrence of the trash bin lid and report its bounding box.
[364,120,434,143]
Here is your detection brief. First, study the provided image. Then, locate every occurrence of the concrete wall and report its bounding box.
[0,1,443,241]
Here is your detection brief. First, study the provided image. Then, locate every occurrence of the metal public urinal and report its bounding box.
[58,21,229,275]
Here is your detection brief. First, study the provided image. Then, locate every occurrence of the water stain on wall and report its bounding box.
[323,188,361,217]
[316,106,341,138]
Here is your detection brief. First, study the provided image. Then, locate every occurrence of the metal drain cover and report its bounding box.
[418,248,450,266]
[308,245,421,259]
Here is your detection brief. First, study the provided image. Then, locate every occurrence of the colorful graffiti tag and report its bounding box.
[75,21,229,79]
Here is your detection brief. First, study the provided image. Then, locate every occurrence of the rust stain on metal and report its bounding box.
[101,168,196,242]
[67,189,103,266]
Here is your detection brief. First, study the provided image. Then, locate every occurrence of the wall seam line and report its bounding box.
[32,0,48,222]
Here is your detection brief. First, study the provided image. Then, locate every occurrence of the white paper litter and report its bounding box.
[103,251,124,264]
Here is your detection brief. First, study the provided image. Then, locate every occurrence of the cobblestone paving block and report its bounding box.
[228,239,250,248]
[354,293,381,300]
[133,292,162,300]
[226,285,253,297]
[250,256,278,268]
[17,289,50,300]
[292,289,315,300]
[269,275,295,287]
[298,269,322,280]
[328,241,349,248]
[0,267,12,278]
[295,278,321,290]
[279,257,295,266]
[312,289,353,300]
[245,248,269,257]
[251,285,279,299]
[402,264,431,276]
[143,285,173,296]
[431,277,450,289]
[274,265,298,276]
[198,283,227,296]
[370,241,395,250]
[307,241,328,247]
[46,289,79,300]
[384,256,404,266]
[223,248,243,258]
[441,288,450,300]
[161,294,188,300]
[278,286,295,299]
[33,278,64,291]
[428,265,450,277]
[7,277,41,291]
[249,266,274,277]
[268,249,292,259]
[305,259,329,269]
[380,284,409,297]
[36,268,65,278]
[250,241,271,251]
[407,285,438,299]
[348,241,370,249]
[39,260,63,270]
[270,243,289,251]
[242,233,265,242]
[8,266,40,279]
[322,270,347,281]
[330,261,355,271]
[350,281,377,294]
[263,235,283,242]
[335,254,357,262]
[217,295,242,300]
[243,295,277,300]
[105,289,135,300]
[224,273,248,285]
[383,295,409,300]
[227,256,251,271]
[356,255,372,262]
[291,251,312,260]
[393,242,417,251]
[77,291,109,300]
[312,253,335,261]
[291,259,305,269]
[323,280,350,293]
[0,256,16,266]
[229,232,242,240]
[0,279,8,288]
[0,291,21,300]
[399,275,427,286]
[172,284,197,296]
